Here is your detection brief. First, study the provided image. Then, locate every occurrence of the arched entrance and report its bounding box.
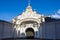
[25,28,34,39]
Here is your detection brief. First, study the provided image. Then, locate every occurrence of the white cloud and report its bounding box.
[57,9,60,14]
[51,14,60,19]
[51,9,60,19]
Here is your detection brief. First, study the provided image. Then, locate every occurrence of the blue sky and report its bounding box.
[0,0,60,21]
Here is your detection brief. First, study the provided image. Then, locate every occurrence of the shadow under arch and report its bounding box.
[20,20,38,25]
[25,28,34,39]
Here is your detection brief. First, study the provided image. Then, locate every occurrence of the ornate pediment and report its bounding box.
[17,5,43,20]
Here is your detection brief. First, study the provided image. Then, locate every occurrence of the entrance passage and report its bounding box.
[26,28,34,39]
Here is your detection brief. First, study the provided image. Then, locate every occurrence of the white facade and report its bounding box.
[12,4,45,38]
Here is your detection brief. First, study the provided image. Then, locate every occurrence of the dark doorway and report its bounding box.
[26,28,34,39]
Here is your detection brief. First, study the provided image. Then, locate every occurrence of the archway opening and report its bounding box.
[25,28,34,39]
